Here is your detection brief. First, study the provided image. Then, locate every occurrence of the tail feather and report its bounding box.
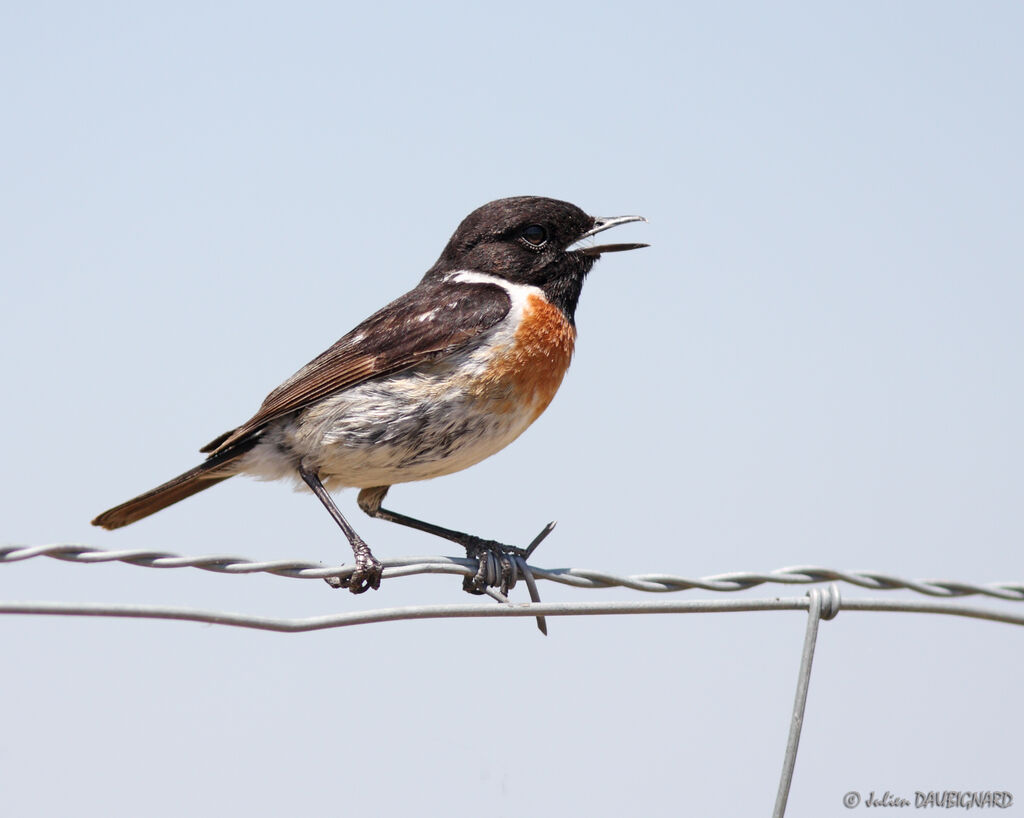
[91,445,250,530]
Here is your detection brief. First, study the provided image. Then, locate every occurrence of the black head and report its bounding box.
[425,196,647,322]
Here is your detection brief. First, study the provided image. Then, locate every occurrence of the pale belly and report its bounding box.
[236,357,556,490]
[236,289,576,491]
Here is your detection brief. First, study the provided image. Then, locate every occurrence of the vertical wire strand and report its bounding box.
[773,585,840,817]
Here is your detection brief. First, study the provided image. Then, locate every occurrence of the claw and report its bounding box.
[460,525,551,634]
[345,556,383,594]
[462,538,526,595]
[324,548,383,593]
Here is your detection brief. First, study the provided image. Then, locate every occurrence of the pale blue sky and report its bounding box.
[2,2,1022,815]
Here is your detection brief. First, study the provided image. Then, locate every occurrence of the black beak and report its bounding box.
[573,215,649,257]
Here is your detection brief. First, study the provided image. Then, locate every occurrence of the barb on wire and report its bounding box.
[2,543,1022,603]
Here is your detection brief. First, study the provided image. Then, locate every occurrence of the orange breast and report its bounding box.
[472,294,576,420]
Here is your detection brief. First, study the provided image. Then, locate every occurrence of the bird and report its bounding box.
[92,196,648,593]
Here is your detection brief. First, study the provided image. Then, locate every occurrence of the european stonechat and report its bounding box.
[93,196,648,593]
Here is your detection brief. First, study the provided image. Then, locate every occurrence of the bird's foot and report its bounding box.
[461,522,555,597]
[461,537,525,596]
[324,542,383,594]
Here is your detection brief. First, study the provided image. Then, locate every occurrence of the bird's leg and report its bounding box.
[357,486,552,595]
[298,465,382,593]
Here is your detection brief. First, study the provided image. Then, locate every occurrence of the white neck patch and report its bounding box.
[447,270,546,308]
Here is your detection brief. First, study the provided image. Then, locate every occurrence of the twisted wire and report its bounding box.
[2,543,1022,602]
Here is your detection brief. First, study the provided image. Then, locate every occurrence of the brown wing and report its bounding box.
[201,279,511,455]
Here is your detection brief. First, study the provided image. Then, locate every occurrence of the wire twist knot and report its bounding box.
[807,584,841,621]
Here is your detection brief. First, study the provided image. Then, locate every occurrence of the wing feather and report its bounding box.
[201,279,511,454]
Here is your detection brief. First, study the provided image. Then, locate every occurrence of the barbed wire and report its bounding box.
[3,541,1021,818]
[3,542,1022,601]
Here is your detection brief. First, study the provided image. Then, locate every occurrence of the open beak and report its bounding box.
[574,214,649,257]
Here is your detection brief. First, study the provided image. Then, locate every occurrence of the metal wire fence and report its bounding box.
[3,540,1022,818]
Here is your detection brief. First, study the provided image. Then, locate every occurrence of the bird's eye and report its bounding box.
[521,224,548,247]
